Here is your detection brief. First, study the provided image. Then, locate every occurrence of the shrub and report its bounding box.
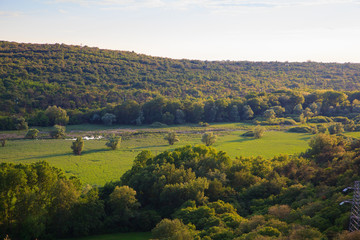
[307,116,333,123]
[164,132,180,145]
[105,134,121,150]
[279,118,297,125]
[288,126,313,133]
[50,125,66,139]
[317,124,328,133]
[25,128,39,139]
[202,132,217,146]
[253,125,266,139]
[199,122,210,127]
[152,218,195,240]
[332,116,351,124]
[328,123,344,134]
[257,226,281,237]
[71,137,84,155]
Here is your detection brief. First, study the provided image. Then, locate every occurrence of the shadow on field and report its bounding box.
[19,152,73,161]
[133,144,168,149]
[83,149,110,154]
[299,136,312,141]
[227,138,254,143]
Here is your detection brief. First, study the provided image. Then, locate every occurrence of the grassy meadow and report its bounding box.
[0,124,312,185]
[0,123,313,186]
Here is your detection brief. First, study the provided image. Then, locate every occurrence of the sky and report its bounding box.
[1,0,360,63]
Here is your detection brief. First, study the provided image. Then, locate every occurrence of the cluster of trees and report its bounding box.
[10,89,360,130]
[2,41,360,117]
[2,133,360,239]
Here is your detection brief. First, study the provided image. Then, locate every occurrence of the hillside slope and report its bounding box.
[1,41,360,114]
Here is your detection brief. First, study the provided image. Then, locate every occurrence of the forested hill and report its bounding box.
[1,40,360,113]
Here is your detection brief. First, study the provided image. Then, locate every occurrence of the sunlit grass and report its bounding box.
[0,124,312,186]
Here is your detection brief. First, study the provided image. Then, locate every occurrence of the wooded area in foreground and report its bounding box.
[1,133,360,239]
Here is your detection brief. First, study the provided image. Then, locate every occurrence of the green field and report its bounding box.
[0,124,313,185]
[61,232,151,240]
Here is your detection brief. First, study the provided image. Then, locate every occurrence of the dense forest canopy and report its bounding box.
[1,41,360,116]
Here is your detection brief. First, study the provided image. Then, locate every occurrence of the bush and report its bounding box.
[202,132,217,146]
[328,123,344,134]
[45,105,69,125]
[50,125,66,139]
[279,118,297,125]
[316,124,328,133]
[199,122,210,127]
[288,126,313,133]
[0,116,15,130]
[164,132,180,145]
[105,134,121,150]
[307,116,333,123]
[152,218,195,240]
[25,128,39,139]
[71,137,84,155]
[253,125,266,139]
[332,116,351,124]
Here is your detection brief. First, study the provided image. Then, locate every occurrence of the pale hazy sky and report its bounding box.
[1,0,360,62]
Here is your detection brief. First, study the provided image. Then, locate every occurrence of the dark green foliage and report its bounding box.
[25,128,39,139]
[50,125,66,139]
[328,123,344,134]
[114,100,140,124]
[71,137,84,155]
[0,116,28,130]
[242,105,254,120]
[45,105,69,126]
[106,134,121,150]
[2,41,360,130]
[2,136,360,239]
[108,185,140,228]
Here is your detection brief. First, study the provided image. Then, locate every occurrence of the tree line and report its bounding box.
[1,134,360,239]
[2,89,360,131]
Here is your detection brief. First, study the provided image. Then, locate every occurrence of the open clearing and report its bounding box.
[0,123,313,185]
